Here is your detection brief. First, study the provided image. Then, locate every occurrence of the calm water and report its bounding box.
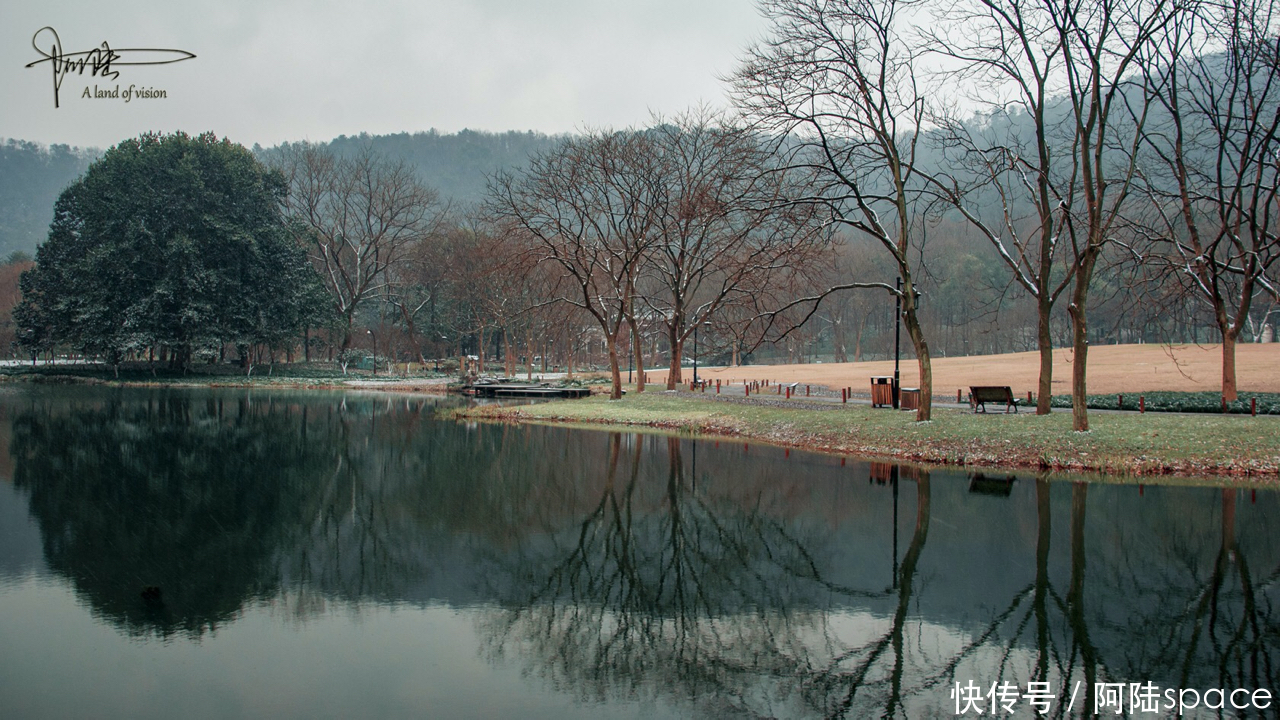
[0,386,1275,719]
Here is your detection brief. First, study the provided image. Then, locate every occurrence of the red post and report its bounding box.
[806,385,810,396]
[957,389,962,403]
[1027,391,1032,405]
[745,385,750,397]
[842,388,847,403]
[1119,394,1123,409]
[1252,397,1257,417]
[1222,396,1228,413]
[785,387,791,399]
[1140,396,1145,413]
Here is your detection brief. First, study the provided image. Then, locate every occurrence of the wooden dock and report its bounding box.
[467,383,591,399]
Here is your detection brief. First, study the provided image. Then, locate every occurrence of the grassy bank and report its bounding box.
[463,390,1280,481]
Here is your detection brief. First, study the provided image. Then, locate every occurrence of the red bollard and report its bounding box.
[1252,397,1257,417]
[957,389,962,403]
[806,385,810,396]
[745,385,750,397]
[1027,391,1032,405]
[785,387,791,399]
[1119,394,1123,409]
[842,388,847,403]
[1140,396,1145,413]
[1222,396,1228,413]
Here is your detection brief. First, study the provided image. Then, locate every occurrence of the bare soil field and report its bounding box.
[646,343,1280,397]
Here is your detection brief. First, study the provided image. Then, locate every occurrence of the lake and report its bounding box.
[0,386,1275,718]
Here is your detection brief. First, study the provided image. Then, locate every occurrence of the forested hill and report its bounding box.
[0,129,564,258]
[307,129,564,205]
[0,140,99,258]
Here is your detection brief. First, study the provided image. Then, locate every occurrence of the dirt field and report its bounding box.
[646,343,1280,397]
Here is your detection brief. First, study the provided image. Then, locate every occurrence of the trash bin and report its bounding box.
[899,387,920,412]
[870,376,894,408]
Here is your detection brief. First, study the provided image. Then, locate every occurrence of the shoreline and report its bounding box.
[6,371,1276,484]
[461,390,1280,484]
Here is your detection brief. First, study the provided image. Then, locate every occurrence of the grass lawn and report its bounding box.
[464,389,1280,481]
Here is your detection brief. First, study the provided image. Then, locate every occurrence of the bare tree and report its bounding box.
[1134,0,1280,401]
[639,110,827,389]
[274,143,444,349]
[924,0,1079,415]
[1049,0,1180,430]
[489,131,655,399]
[732,0,939,420]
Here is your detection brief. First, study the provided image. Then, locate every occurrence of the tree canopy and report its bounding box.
[15,131,325,367]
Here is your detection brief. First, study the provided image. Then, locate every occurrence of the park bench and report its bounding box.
[969,386,1019,413]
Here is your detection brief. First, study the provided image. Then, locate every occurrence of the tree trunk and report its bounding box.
[606,334,623,400]
[903,304,932,422]
[504,327,516,377]
[1069,254,1098,432]
[667,335,685,389]
[1036,297,1053,415]
[1221,330,1238,402]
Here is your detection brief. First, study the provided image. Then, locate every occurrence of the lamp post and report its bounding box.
[693,322,710,385]
[367,329,378,375]
[893,278,902,409]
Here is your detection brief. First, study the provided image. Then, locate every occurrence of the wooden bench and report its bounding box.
[969,386,1019,413]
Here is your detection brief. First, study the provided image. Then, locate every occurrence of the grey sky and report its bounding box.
[2,0,768,149]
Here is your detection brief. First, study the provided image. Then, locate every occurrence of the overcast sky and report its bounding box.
[2,0,769,150]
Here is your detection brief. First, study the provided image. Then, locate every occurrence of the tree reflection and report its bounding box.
[1107,486,1280,696]
[7,387,1279,715]
[480,437,950,717]
[11,391,331,638]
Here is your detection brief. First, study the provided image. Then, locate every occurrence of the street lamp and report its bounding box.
[894,278,901,409]
[367,329,377,375]
[693,321,711,385]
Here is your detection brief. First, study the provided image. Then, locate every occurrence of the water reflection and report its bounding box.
[0,387,1277,718]
[11,393,329,637]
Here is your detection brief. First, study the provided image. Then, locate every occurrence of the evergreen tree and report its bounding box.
[14,132,325,369]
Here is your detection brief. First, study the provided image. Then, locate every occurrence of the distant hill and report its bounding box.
[307,129,564,206]
[0,129,565,257]
[0,140,99,258]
